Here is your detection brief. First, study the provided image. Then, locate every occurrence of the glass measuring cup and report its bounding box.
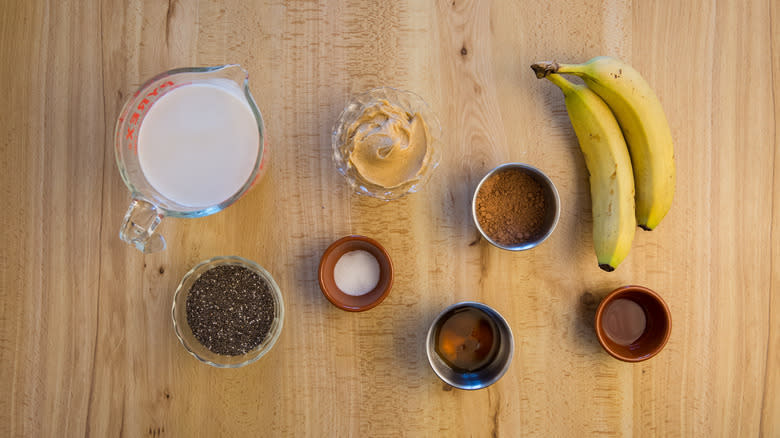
[115,65,266,253]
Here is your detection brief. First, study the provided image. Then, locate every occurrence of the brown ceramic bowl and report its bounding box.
[595,285,671,362]
[318,235,394,311]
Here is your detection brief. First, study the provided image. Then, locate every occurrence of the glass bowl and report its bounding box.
[332,87,442,200]
[171,256,284,368]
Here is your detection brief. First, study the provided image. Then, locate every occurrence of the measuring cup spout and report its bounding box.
[119,199,166,253]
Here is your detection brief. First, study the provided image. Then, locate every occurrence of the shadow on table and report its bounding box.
[290,237,331,307]
[387,302,441,389]
[575,289,610,354]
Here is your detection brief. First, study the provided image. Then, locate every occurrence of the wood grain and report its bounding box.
[1,0,778,436]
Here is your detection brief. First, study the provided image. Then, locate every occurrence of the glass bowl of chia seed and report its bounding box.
[172,256,284,368]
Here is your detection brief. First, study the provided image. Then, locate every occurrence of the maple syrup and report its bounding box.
[434,307,500,372]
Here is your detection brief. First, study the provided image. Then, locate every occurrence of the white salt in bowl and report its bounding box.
[318,235,394,311]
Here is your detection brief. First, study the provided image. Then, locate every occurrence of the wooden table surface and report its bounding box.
[2,0,778,436]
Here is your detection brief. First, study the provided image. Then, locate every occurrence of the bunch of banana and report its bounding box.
[531,56,675,271]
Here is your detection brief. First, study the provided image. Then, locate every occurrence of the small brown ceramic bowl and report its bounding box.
[318,235,394,311]
[595,285,671,362]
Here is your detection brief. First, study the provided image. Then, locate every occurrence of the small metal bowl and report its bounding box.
[426,302,514,390]
[472,163,560,251]
[171,256,284,368]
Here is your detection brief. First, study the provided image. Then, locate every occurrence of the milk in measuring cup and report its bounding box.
[138,80,260,207]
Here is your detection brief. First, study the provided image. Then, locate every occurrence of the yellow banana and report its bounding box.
[541,73,636,271]
[532,56,675,230]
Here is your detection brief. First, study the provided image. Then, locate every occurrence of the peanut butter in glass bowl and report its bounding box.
[332,88,441,200]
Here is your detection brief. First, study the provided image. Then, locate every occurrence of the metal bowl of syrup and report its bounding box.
[426,302,514,390]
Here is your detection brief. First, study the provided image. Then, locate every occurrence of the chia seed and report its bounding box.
[185,264,275,356]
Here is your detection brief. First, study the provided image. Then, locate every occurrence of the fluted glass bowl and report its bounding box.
[332,87,442,200]
[171,256,284,368]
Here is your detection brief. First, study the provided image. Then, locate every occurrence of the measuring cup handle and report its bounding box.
[119,199,166,253]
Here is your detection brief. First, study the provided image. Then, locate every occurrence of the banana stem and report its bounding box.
[543,72,578,94]
[531,62,585,78]
[531,62,559,78]
[554,63,585,75]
